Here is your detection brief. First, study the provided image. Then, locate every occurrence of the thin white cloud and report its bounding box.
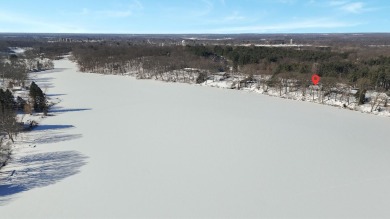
[97,10,132,18]
[277,0,296,4]
[327,1,374,14]
[81,8,90,15]
[0,11,86,33]
[211,18,360,33]
[132,0,144,10]
[340,2,364,13]
[329,0,349,6]
[189,0,214,17]
[224,12,245,21]
[201,0,214,14]
[81,0,143,18]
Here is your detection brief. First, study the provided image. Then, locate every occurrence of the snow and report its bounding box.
[200,78,390,117]
[1,57,390,218]
[8,47,28,54]
[203,79,236,89]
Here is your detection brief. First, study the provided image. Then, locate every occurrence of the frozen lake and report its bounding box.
[1,58,390,218]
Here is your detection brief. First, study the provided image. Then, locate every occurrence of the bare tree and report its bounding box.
[370,92,388,112]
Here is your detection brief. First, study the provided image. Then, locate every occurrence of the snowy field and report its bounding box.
[1,57,390,218]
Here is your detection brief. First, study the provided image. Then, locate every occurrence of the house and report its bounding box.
[210,72,229,81]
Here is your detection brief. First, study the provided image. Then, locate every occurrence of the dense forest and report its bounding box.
[71,44,224,80]
[188,45,390,91]
[71,42,390,94]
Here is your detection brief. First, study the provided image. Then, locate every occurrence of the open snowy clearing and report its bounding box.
[1,57,390,218]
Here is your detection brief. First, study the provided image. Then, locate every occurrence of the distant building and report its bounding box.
[270,39,285,45]
[59,38,72,42]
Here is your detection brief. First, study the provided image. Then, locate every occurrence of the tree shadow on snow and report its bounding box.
[27,133,82,145]
[30,68,68,75]
[0,151,88,205]
[43,68,69,74]
[38,82,54,89]
[49,107,92,114]
[29,77,55,89]
[31,124,74,131]
[31,77,54,83]
[46,93,67,97]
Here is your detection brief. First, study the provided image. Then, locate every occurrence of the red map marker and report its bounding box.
[312,74,320,85]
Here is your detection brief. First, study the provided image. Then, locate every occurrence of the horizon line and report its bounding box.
[1,32,390,35]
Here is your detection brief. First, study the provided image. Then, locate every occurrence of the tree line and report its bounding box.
[72,43,224,82]
[71,43,390,95]
[187,45,390,92]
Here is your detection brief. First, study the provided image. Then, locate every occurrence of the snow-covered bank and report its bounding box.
[201,76,390,117]
[1,57,390,218]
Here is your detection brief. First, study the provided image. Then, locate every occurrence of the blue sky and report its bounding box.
[0,0,389,33]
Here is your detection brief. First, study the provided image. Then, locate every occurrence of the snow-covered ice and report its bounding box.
[1,57,390,218]
[8,47,28,54]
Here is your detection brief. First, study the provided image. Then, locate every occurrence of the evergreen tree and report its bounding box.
[29,81,46,112]
[16,96,26,111]
[0,89,19,142]
[4,89,15,110]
